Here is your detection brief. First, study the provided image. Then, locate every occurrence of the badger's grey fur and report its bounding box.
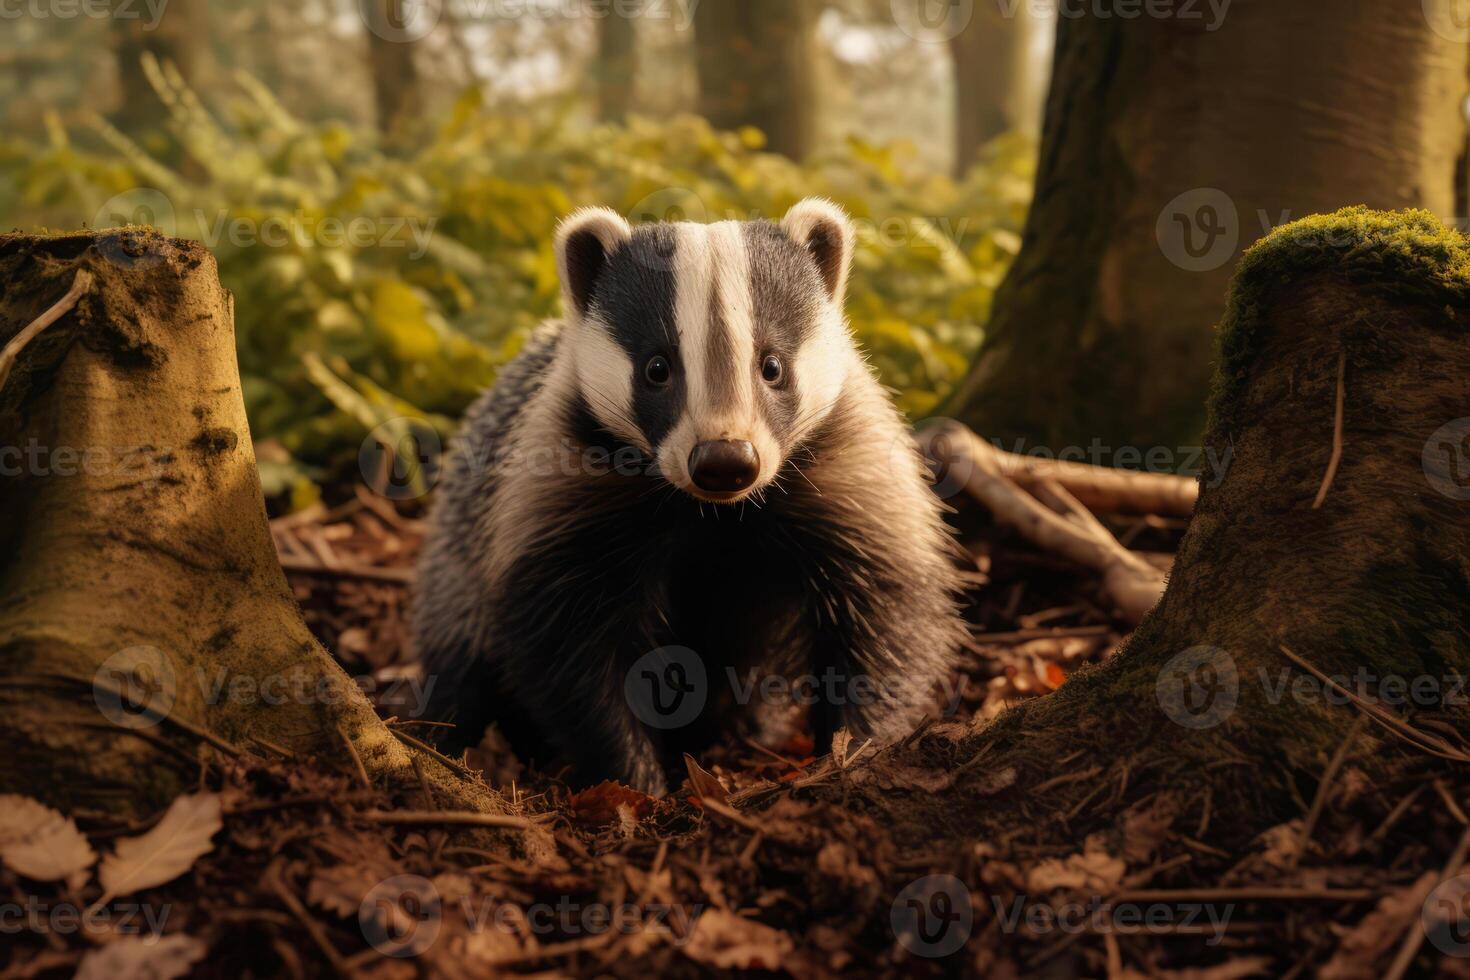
[413,199,967,794]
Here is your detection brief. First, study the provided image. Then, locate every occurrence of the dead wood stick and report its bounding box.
[1311,350,1347,509]
[927,426,1165,624]
[917,421,1199,517]
[0,269,94,391]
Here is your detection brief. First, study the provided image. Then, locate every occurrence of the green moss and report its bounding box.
[1208,206,1470,434]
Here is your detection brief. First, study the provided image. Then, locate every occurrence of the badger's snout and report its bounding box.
[687,440,760,494]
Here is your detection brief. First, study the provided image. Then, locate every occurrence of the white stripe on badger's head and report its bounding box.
[554,198,859,503]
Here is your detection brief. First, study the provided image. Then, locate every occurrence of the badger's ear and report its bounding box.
[781,198,855,305]
[556,207,632,319]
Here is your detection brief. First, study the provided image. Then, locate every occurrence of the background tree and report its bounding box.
[693,0,819,159]
[594,7,638,120]
[946,0,1470,451]
[948,0,1030,175]
[110,0,208,136]
[365,0,423,139]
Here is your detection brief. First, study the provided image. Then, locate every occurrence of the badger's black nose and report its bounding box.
[688,440,759,493]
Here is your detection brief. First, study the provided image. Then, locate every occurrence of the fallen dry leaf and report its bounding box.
[566,780,658,828]
[683,753,729,804]
[1318,870,1438,980]
[1121,794,1180,865]
[75,934,208,980]
[99,794,223,899]
[0,794,96,889]
[1027,836,1125,894]
[682,908,795,971]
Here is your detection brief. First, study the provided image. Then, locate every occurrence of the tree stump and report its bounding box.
[840,208,1470,850]
[0,231,500,819]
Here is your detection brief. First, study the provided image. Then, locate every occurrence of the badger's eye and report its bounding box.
[761,354,784,386]
[644,355,671,387]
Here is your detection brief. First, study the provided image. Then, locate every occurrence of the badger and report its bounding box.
[413,199,966,794]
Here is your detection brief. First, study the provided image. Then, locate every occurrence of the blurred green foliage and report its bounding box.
[0,69,1033,502]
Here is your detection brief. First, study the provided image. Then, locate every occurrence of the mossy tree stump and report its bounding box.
[836,208,1470,851]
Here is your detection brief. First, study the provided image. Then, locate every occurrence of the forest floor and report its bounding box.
[7,490,1470,978]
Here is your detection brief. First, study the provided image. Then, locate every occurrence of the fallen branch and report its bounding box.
[921,421,1166,624]
[916,421,1199,517]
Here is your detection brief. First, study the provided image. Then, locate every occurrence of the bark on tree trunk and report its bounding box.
[946,1,1470,453]
[948,2,1027,177]
[595,7,638,121]
[692,0,818,159]
[366,0,422,141]
[0,231,500,820]
[841,208,1470,850]
[110,0,205,136]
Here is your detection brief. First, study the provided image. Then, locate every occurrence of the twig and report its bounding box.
[0,269,93,392]
[1291,715,1367,869]
[336,721,371,789]
[265,862,346,972]
[1311,351,1346,509]
[389,726,477,780]
[1114,886,1378,902]
[1383,824,1470,980]
[1276,645,1470,763]
[276,555,414,585]
[360,809,535,830]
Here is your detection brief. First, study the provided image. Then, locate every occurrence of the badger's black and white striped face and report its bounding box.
[553,199,859,503]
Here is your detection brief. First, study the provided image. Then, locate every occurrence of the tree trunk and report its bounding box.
[946,0,1469,454]
[365,0,423,141]
[948,1,1027,176]
[835,208,1470,855]
[0,231,500,820]
[110,0,206,136]
[595,6,638,121]
[693,0,818,159]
